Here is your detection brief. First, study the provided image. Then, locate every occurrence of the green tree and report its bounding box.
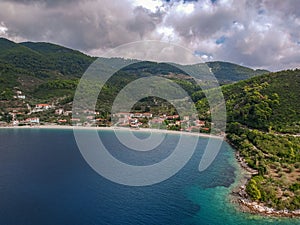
[246,179,261,201]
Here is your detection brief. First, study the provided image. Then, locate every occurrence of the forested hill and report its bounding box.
[206,61,268,84]
[223,69,300,134]
[0,37,95,78]
[221,69,300,211]
[0,37,268,102]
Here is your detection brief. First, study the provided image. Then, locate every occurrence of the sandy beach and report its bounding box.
[0,125,225,139]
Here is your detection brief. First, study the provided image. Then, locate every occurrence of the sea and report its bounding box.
[0,128,299,225]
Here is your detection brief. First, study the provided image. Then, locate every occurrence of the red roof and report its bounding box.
[36,104,50,107]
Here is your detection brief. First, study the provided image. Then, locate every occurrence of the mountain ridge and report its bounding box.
[0,37,269,105]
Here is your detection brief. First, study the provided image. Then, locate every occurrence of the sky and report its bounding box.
[0,0,299,71]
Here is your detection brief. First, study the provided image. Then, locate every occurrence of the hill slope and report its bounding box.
[206,61,268,84]
[223,69,300,133]
[221,69,300,211]
[0,37,269,113]
[20,41,95,77]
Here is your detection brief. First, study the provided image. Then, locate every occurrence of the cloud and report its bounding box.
[2,0,81,7]
[0,0,162,51]
[0,0,299,71]
[126,6,163,38]
[161,0,300,70]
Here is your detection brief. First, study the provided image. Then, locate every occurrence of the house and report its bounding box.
[25,117,40,124]
[175,120,181,126]
[132,113,143,118]
[12,120,19,126]
[166,115,180,120]
[86,116,94,120]
[58,119,67,123]
[17,95,26,99]
[55,109,64,115]
[129,118,138,124]
[195,120,206,127]
[33,104,52,112]
[35,104,51,110]
[201,127,210,132]
[142,113,153,118]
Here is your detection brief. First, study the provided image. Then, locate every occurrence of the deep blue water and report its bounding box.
[0,128,299,225]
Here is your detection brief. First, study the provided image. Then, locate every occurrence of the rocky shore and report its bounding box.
[231,151,300,218]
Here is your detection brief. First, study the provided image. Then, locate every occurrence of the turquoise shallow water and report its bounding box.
[185,186,300,225]
[0,128,299,225]
[185,142,300,225]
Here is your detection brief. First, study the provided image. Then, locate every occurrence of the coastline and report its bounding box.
[0,124,224,140]
[229,148,300,218]
[2,124,299,218]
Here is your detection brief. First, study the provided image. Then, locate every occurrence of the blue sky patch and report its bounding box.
[216,36,226,45]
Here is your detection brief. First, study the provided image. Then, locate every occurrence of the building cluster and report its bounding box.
[13,90,26,100]
[9,103,54,126]
[2,90,210,132]
[112,112,208,131]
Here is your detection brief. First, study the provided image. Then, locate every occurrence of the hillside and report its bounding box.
[20,41,95,77]
[0,38,95,101]
[0,38,267,104]
[206,61,268,84]
[191,69,300,210]
[222,69,300,211]
[223,69,300,133]
[0,38,94,79]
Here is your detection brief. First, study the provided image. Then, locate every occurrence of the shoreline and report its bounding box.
[2,124,299,218]
[0,124,224,139]
[229,148,300,218]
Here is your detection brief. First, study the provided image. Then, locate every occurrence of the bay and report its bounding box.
[0,128,299,225]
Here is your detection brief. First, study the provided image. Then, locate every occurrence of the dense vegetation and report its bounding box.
[206,61,268,84]
[224,69,300,134]
[191,69,300,210]
[221,69,300,210]
[227,124,300,210]
[0,37,266,104]
[0,38,95,103]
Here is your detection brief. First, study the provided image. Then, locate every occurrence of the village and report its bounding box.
[0,89,212,133]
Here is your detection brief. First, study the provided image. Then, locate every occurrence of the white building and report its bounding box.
[55,109,64,115]
[17,95,26,99]
[26,117,40,124]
